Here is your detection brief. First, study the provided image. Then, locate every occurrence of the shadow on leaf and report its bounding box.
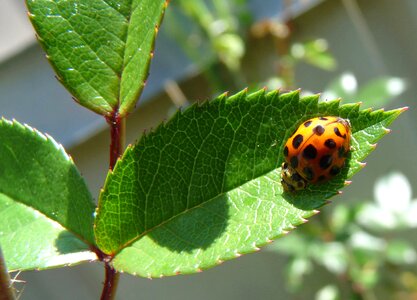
[147,194,230,253]
[281,160,351,210]
[55,231,91,254]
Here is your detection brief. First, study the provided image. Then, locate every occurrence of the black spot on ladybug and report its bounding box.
[324,139,336,149]
[313,125,325,136]
[319,117,328,120]
[292,134,303,149]
[334,127,346,138]
[290,156,299,169]
[318,175,326,181]
[338,146,347,158]
[303,167,314,181]
[304,120,312,127]
[284,146,289,157]
[329,166,341,176]
[302,144,317,160]
[319,154,333,169]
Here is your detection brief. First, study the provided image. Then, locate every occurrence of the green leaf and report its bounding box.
[386,240,417,265]
[324,75,407,109]
[291,39,336,71]
[286,256,313,291]
[311,242,348,274]
[356,77,407,108]
[94,89,405,277]
[0,119,96,271]
[315,285,340,300]
[26,0,168,116]
[323,73,357,101]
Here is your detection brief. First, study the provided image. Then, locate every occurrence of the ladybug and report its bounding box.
[281,116,351,192]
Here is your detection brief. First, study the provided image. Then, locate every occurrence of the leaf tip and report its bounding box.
[252,242,261,251]
[221,91,229,98]
[293,89,302,97]
[286,224,296,230]
[234,252,242,258]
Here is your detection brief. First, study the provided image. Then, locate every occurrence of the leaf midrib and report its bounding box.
[0,191,94,248]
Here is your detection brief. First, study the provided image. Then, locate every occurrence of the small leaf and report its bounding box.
[0,119,96,271]
[94,89,405,277]
[286,257,313,291]
[26,0,168,116]
[292,39,336,71]
[312,242,348,274]
[356,77,407,108]
[315,285,340,300]
[386,240,417,265]
[323,73,358,101]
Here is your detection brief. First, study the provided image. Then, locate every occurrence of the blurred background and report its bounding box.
[1,0,417,299]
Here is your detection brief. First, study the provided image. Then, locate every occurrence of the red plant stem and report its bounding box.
[100,111,125,299]
[100,262,120,300]
[106,112,126,170]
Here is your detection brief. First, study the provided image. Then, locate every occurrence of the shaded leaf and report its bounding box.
[0,119,96,271]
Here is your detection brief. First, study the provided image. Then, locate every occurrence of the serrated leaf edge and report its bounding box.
[114,209,319,278]
[0,118,96,248]
[97,89,406,268]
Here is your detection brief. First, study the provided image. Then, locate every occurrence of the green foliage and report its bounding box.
[165,0,248,93]
[324,73,407,108]
[0,119,97,271]
[26,0,167,117]
[290,39,337,71]
[94,89,405,277]
[260,36,337,91]
[0,1,410,299]
[271,172,417,298]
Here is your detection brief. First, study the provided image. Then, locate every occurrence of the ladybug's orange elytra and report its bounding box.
[281,116,351,192]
